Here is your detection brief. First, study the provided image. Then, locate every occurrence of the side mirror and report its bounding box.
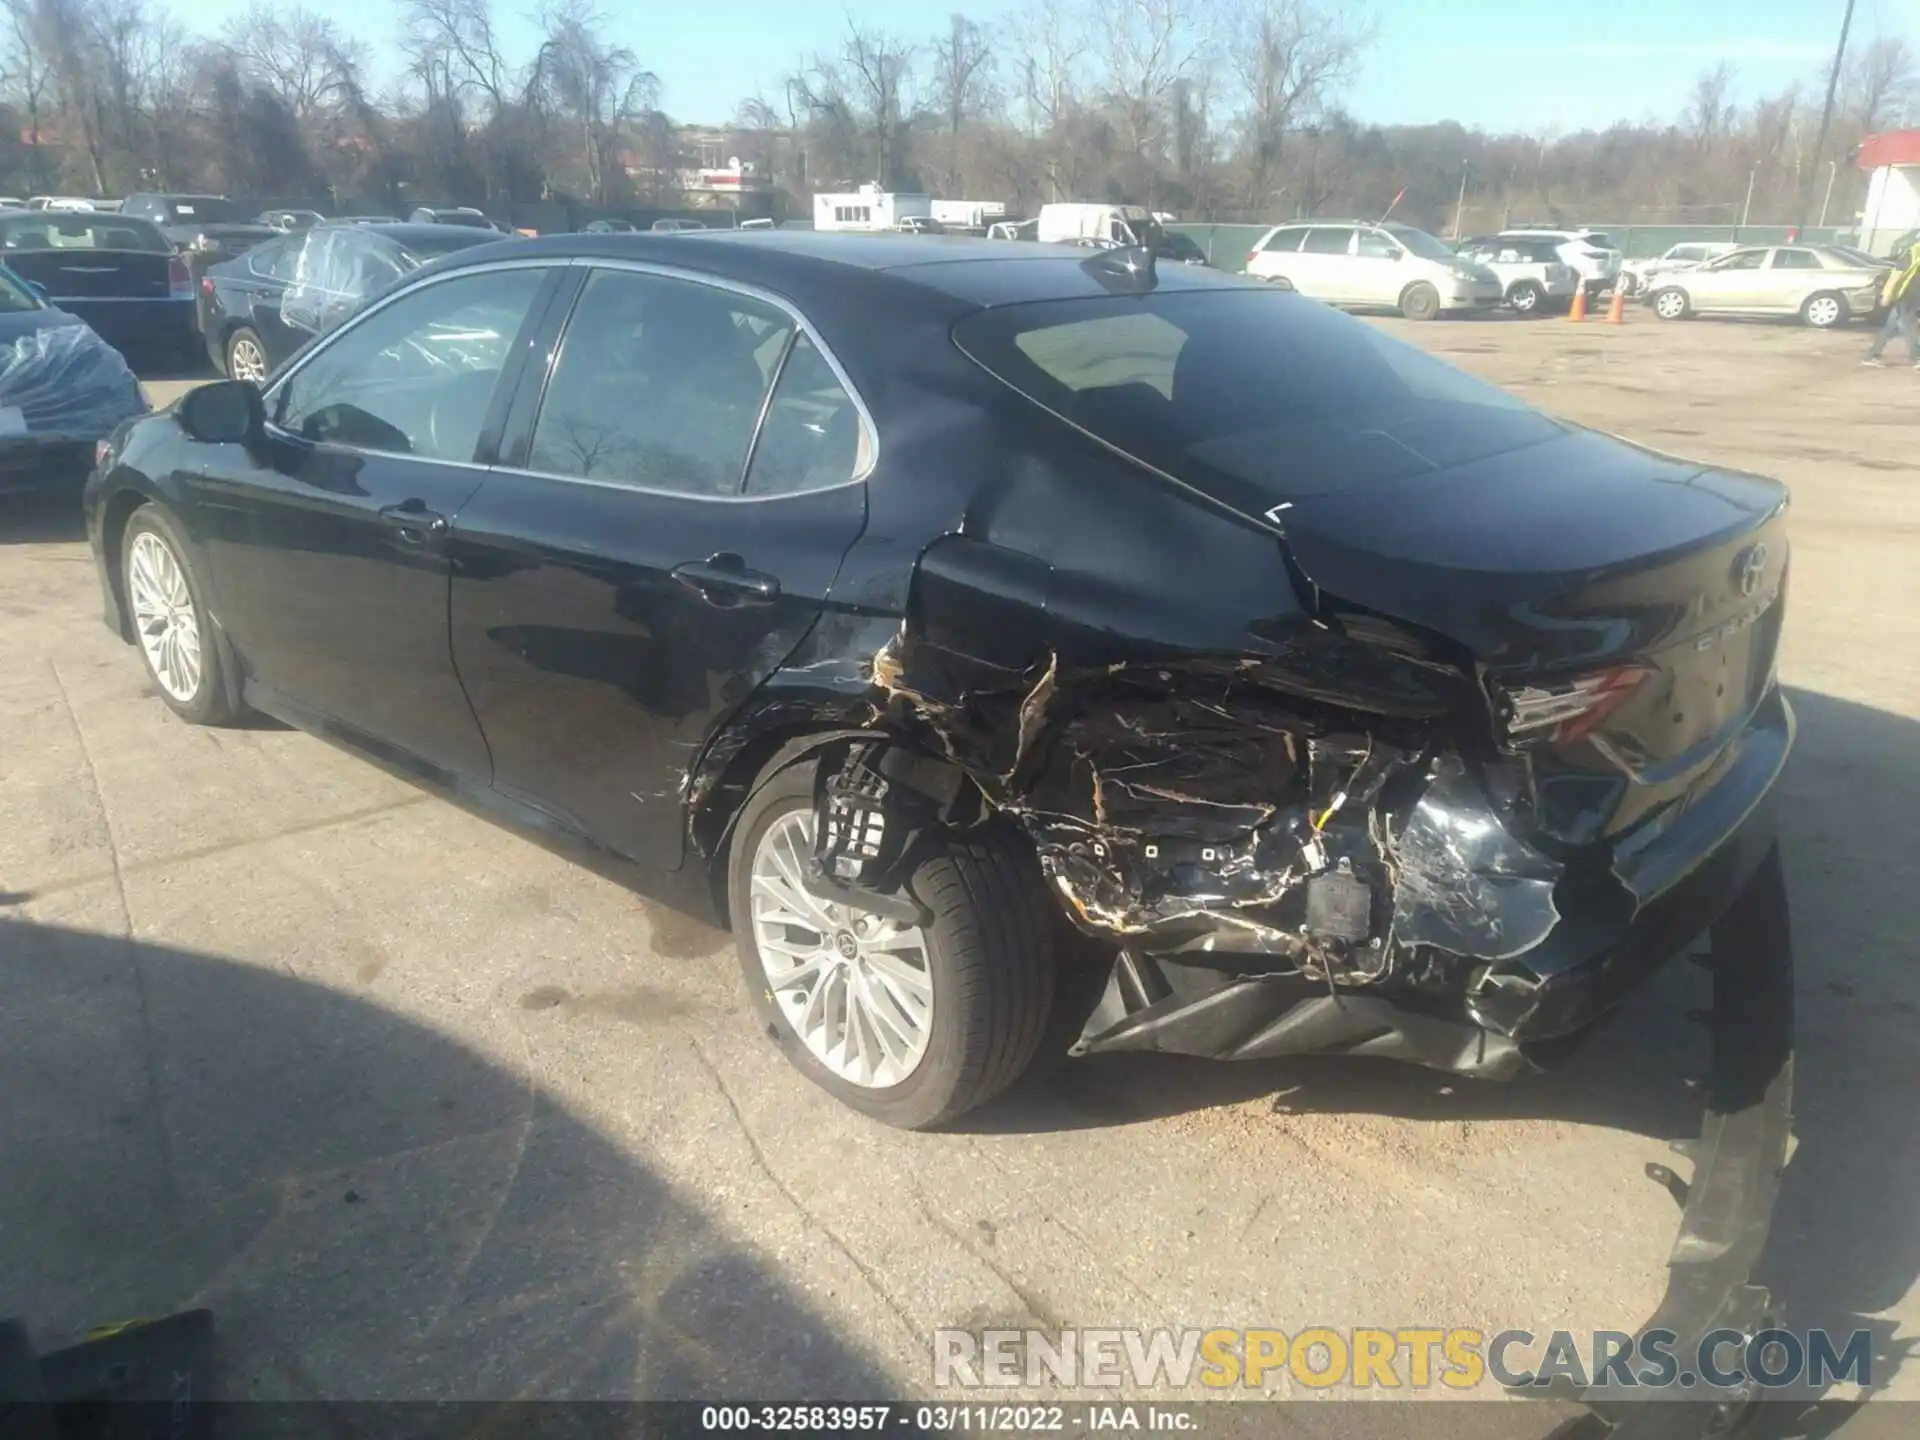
[177,379,264,445]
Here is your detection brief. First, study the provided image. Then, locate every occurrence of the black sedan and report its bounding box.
[200,222,508,380]
[0,210,198,366]
[84,233,1792,1134]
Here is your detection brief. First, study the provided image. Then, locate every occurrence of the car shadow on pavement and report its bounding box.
[0,916,896,1406]
[0,494,86,545]
[973,685,1920,1415]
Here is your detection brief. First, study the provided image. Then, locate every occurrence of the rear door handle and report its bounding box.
[671,554,780,606]
[378,499,447,544]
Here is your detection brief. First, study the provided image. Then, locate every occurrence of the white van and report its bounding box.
[1036,203,1164,249]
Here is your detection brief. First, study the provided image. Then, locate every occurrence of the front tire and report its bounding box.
[1508,280,1544,314]
[121,505,236,726]
[1801,292,1846,329]
[728,759,1055,1129]
[1652,287,1691,321]
[1400,282,1440,321]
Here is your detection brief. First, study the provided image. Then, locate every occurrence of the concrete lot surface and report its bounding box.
[3,317,1916,1430]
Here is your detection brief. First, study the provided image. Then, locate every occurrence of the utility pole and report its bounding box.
[1452,164,1468,239]
[1741,166,1757,229]
[1800,0,1857,227]
[1818,159,1839,226]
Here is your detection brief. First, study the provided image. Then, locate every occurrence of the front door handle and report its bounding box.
[671,553,781,606]
[378,499,447,544]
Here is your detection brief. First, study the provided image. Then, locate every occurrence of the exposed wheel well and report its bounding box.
[99,489,149,642]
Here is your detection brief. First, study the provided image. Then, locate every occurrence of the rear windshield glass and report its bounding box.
[953,289,1563,508]
[0,215,169,252]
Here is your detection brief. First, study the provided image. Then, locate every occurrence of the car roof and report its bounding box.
[458,229,1254,308]
[321,221,500,246]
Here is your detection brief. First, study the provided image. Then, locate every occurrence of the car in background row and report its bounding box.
[1619,241,1742,297]
[27,196,106,212]
[408,206,513,233]
[258,209,326,233]
[120,194,277,263]
[1246,220,1501,318]
[0,261,148,494]
[200,221,507,380]
[1496,228,1623,295]
[1454,236,1579,313]
[0,210,197,366]
[1648,244,1887,328]
[652,218,709,232]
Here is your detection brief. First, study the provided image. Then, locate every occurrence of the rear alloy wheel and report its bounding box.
[1801,292,1846,329]
[225,327,269,384]
[1400,281,1441,321]
[1508,280,1544,314]
[121,506,235,725]
[1266,274,1295,291]
[1652,287,1691,321]
[729,759,1055,1129]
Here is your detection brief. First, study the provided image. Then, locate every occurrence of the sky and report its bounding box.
[167,0,1918,135]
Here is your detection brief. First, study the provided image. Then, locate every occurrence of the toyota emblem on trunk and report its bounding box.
[1734,543,1768,596]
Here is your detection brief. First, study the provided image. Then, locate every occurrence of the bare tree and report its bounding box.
[1843,36,1917,135]
[3,0,59,189]
[927,14,993,193]
[529,0,660,203]
[1685,62,1736,151]
[1093,0,1202,174]
[223,3,364,123]
[1224,0,1365,211]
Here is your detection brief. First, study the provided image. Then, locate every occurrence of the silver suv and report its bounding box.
[1244,221,1501,319]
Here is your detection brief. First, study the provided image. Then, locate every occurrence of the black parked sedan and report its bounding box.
[201,222,508,379]
[0,210,198,366]
[84,232,1792,1135]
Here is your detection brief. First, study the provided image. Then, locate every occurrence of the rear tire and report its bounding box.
[225,326,269,383]
[1652,287,1691,321]
[1801,292,1846,329]
[1400,282,1440,321]
[1508,280,1544,314]
[1265,275,1295,291]
[728,759,1056,1129]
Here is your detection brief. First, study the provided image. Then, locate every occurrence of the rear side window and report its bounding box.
[955,289,1562,510]
[1302,227,1355,255]
[0,216,169,252]
[1770,249,1819,269]
[743,333,867,496]
[528,269,792,495]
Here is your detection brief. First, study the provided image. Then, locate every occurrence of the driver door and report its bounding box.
[1686,249,1767,311]
[187,262,565,780]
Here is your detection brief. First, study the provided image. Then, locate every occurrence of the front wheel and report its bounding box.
[728,760,1056,1129]
[1400,281,1440,321]
[121,505,237,726]
[1265,274,1295,291]
[1801,292,1846,329]
[1652,287,1691,321]
[1508,280,1544,314]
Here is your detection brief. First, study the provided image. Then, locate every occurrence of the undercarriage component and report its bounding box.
[1069,948,1526,1079]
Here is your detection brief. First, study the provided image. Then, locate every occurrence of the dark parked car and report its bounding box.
[0,262,146,494]
[119,193,278,262]
[0,210,198,365]
[84,234,1791,1138]
[200,222,505,378]
[583,218,638,233]
[258,208,325,233]
[408,205,509,232]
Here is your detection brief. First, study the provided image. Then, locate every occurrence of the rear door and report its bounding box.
[1293,225,1359,302]
[1762,246,1824,313]
[449,262,871,870]
[188,260,564,780]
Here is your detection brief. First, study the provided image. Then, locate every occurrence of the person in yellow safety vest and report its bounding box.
[1863,245,1920,367]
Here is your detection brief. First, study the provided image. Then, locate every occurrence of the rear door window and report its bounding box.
[955,289,1562,512]
[526,268,791,495]
[1302,227,1356,255]
[1769,249,1819,269]
[743,334,868,496]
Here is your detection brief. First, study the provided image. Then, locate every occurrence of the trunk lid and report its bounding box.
[1276,427,1788,843]
[8,248,172,301]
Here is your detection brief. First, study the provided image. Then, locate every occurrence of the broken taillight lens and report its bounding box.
[1499,665,1651,745]
[168,256,193,301]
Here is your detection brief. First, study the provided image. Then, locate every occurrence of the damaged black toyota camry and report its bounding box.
[83,231,1791,1135]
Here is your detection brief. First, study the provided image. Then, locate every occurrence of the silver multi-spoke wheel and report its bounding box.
[1654,289,1688,320]
[1804,295,1842,328]
[228,334,267,383]
[128,530,202,702]
[749,808,934,1089]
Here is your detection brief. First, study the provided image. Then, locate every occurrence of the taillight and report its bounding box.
[200,276,214,296]
[1247,250,1260,266]
[94,439,112,468]
[168,256,193,300]
[1498,665,1651,745]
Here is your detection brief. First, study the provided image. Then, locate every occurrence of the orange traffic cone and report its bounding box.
[1567,283,1588,322]
[1604,278,1627,324]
